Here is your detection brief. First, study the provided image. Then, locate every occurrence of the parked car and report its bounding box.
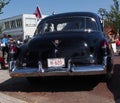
[8,12,114,82]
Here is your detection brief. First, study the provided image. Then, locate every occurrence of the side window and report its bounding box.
[34,23,44,36]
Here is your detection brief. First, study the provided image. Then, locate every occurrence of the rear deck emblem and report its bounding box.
[52,40,61,47]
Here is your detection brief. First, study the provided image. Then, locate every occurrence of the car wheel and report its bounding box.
[106,56,113,81]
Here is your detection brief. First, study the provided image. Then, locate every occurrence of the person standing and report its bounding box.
[116,36,120,55]
[1,34,9,61]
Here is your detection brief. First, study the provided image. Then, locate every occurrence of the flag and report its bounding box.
[34,6,42,19]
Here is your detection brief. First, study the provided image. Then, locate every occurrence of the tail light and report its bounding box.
[101,40,108,55]
[101,40,108,49]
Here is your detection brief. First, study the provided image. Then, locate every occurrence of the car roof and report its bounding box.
[42,12,100,21]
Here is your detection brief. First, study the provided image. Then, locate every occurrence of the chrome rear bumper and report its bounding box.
[9,55,111,77]
[10,64,107,77]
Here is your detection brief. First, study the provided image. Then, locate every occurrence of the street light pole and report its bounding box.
[98,8,106,27]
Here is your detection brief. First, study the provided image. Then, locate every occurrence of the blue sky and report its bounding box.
[0,0,114,19]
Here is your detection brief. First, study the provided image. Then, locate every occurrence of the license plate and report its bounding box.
[47,58,65,67]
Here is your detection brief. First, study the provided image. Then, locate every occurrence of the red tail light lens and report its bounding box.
[101,40,108,49]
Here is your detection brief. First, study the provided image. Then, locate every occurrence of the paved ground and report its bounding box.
[0,69,115,103]
[0,93,27,103]
[0,70,27,103]
[0,55,120,103]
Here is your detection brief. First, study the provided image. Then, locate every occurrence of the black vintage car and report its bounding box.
[9,12,113,82]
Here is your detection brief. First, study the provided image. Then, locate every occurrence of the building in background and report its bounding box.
[0,6,47,41]
[0,14,47,41]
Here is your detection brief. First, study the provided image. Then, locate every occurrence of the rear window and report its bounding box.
[36,16,98,34]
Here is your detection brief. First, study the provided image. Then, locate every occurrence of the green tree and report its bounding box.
[101,0,120,34]
[108,0,120,32]
[0,0,10,14]
[0,0,10,34]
